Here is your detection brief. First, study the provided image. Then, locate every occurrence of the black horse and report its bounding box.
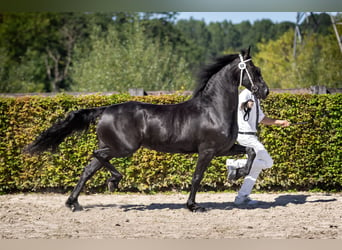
[26,49,269,212]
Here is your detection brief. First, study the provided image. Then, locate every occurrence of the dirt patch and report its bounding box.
[0,192,341,239]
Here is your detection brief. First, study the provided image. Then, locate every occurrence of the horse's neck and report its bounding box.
[198,65,239,108]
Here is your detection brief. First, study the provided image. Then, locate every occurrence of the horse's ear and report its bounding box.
[240,46,251,59]
[240,49,246,57]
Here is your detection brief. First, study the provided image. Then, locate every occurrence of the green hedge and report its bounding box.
[0,93,341,194]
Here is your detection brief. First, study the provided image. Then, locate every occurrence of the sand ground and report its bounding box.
[0,192,341,239]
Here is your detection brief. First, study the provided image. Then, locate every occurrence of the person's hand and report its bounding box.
[246,100,254,109]
[278,120,291,127]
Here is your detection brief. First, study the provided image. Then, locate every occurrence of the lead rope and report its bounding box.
[255,95,259,132]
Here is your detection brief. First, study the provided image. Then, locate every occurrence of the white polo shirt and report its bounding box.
[237,89,265,133]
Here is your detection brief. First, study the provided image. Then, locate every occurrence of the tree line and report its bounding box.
[0,12,340,93]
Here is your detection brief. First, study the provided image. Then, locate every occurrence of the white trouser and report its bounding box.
[236,134,273,197]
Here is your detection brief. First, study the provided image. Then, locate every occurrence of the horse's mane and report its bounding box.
[192,53,239,97]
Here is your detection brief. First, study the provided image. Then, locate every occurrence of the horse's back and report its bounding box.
[96,100,201,154]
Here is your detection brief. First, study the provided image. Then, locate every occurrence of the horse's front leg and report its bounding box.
[186,149,215,212]
[223,144,256,180]
[240,146,256,176]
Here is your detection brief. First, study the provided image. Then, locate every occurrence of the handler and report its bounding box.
[227,88,290,205]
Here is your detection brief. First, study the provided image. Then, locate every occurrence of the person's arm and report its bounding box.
[260,116,291,127]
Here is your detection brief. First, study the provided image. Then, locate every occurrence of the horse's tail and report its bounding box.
[25,106,107,154]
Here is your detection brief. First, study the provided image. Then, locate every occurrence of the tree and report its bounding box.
[235,21,253,50]
[175,18,211,69]
[0,12,115,93]
[3,12,335,93]
[293,32,342,87]
[254,28,342,88]
[207,21,241,58]
[254,30,295,88]
[300,13,333,36]
[0,13,51,92]
[71,22,194,92]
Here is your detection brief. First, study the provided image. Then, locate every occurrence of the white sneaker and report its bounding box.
[234,195,259,205]
[226,159,247,181]
[226,159,247,168]
[226,159,238,181]
[226,159,236,166]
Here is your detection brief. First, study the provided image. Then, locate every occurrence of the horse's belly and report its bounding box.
[142,141,198,154]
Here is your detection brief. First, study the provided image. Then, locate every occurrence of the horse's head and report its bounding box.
[237,47,269,99]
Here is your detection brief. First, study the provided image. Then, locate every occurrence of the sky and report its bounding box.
[176,12,332,24]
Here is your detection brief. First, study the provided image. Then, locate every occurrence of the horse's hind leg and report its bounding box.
[66,158,102,211]
[93,148,123,192]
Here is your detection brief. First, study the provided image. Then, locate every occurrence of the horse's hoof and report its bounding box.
[107,181,119,192]
[187,203,207,213]
[65,200,83,212]
[107,176,122,192]
[193,206,207,213]
[71,204,83,212]
[234,168,247,180]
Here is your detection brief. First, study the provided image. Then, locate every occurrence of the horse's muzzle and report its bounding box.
[252,85,269,99]
[263,87,270,99]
